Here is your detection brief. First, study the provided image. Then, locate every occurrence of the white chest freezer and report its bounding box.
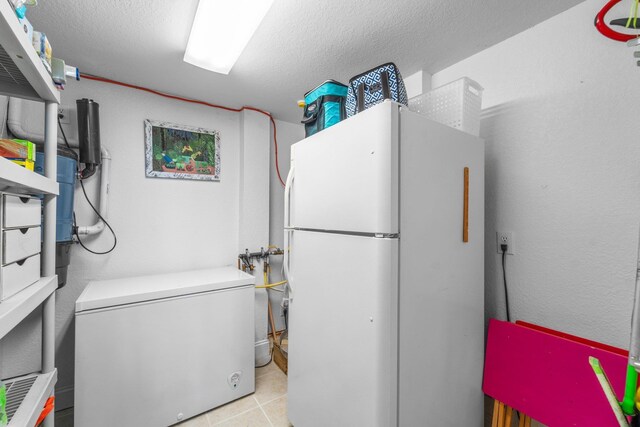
[74,267,255,427]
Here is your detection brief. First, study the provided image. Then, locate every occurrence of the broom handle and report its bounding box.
[629,225,640,371]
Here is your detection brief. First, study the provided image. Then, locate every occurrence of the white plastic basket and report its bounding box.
[408,77,483,136]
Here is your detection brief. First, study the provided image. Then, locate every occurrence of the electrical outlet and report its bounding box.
[58,106,71,124]
[496,231,515,255]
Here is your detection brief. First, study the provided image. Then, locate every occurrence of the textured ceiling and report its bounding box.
[28,0,583,122]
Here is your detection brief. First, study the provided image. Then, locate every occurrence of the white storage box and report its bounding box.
[3,226,40,265]
[3,194,41,229]
[408,77,483,136]
[1,254,40,301]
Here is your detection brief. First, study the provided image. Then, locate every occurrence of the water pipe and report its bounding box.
[6,98,111,235]
[255,279,287,289]
[76,149,111,236]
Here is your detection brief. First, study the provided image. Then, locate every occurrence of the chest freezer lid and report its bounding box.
[75,266,255,312]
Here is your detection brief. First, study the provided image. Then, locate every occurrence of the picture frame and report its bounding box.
[144,119,221,181]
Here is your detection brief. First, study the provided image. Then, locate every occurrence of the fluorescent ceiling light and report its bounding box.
[184,0,274,74]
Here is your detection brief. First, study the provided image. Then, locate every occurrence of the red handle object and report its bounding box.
[35,397,54,426]
[595,0,639,42]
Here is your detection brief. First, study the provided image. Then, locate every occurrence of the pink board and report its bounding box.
[516,320,629,357]
[484,319,629,427]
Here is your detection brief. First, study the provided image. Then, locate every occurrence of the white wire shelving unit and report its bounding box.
[0,0,60,426]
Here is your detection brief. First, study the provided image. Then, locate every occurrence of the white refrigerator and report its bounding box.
[284,101,485,426]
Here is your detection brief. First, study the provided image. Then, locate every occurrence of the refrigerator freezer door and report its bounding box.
[290,101,399,234]
[287,230,398,427]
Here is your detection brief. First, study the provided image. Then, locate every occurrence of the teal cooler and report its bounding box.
[301,80,348,137]
[35,146,77,287]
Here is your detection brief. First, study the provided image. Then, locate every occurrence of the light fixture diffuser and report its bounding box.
[184,0,274,74]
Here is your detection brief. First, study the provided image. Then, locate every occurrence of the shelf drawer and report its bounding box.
[3,195,41,229]
[1,254,40,301]
[3,227,40,265]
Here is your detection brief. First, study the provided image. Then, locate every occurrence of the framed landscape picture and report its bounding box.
[144,119,220,181]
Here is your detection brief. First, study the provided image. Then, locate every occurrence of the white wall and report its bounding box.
[238,109,271,364]
[433,0,640,350]
[0,78,278,408]
[403,69,432,99]
[269,120,304,331]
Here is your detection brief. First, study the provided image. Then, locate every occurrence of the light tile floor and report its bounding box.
[55,370,545,427]
[54,361,291,427]
[178,361,291,427]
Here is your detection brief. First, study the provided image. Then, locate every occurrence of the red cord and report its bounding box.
[79,73,287,187]
[595,0,638,42]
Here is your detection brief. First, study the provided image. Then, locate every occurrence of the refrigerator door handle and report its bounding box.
[284,229,294,303]
[463,166,470,243]
[284,165,295,302]
[284,165,295,231]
